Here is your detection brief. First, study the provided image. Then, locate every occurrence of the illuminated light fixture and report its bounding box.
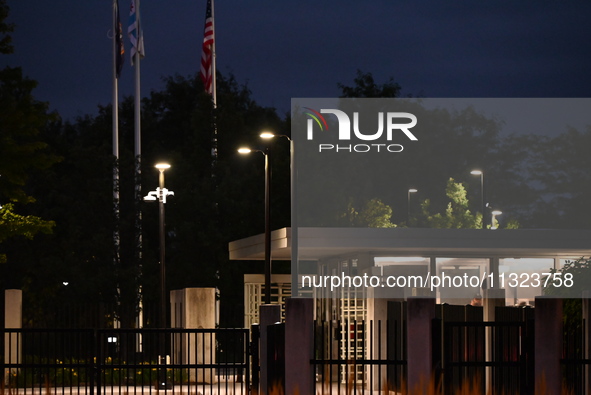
[491,210,503,230]
[260,132,275,139]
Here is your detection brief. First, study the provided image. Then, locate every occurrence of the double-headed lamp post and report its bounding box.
[238,147,272,304]
[144,163,174,390]
[144,163,175,329]
[470,170,485,229]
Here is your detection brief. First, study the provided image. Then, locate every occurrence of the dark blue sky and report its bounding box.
[5,1,591,121]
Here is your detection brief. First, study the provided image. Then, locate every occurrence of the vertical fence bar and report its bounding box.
[369,320,373,392]
[252,323,260,394]
[245,329,250,395]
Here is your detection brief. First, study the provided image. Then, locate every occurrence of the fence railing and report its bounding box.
[311,320,407,394]
[442,321,534,395]
[561,318,588,395]
[1,328,250,395]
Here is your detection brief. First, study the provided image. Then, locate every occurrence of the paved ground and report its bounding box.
[3,383,394,395]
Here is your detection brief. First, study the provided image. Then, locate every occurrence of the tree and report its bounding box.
[338,198,396,228]
[416,178,519,229]
[418,178,482,228]
[0,0,13,55]
[293,70,535,228]
[0,204,54,263]
[4,70,288,328]
[0,2,58,269]
[529,127,591,228]
[338,70,402,98]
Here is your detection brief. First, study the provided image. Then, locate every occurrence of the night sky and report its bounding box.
[5,1,591,121]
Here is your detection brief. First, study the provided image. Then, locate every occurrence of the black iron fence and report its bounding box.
[442,320,534,395]
[1,327,250,395]
[311,319,407,394]
[562,319,588,395]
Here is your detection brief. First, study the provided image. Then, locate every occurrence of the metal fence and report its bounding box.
[1,327,250,395]
[311,319,407,394]
[442,320,534,395]
[562,318,587,395]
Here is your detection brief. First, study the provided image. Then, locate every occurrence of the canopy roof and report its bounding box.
[229,227,591,261]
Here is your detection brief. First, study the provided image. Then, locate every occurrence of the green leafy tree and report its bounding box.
[339,198,396,228]
[415,178,519,229]
[0,204,54,263]
[543,257,591,334]
[418,178,482,228]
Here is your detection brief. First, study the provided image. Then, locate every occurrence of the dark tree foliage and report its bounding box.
[0,0,13,55]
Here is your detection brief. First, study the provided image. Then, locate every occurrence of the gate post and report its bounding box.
[251,324,260,393]
[285,298,314,395]
[406,297,435,392]
[583,291,591,395]
[259,304,281,395]
[3,290,21,386]
[535,297,562,395]
[170,288,217,384]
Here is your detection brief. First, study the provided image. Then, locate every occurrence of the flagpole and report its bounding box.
[112,0,121,316]
[211,0,217,108]
[134,0,143,329]
[210,0,218,161]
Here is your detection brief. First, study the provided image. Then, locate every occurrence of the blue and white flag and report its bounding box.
[128,0,145,65]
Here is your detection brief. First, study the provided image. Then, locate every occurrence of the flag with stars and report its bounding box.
[200,0,215,94]
[115,0,125,77]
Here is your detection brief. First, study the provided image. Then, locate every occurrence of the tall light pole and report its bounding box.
[470,170,485,229]
[407,188,417,226]
[144,163,174,389]
[260,132,298,297]
[238,147,272,304]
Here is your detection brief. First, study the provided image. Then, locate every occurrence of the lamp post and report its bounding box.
[470,170,485,229]
[238,147,272,304]
[260,132,298,297]
[491,210,502,230]
[407,189,417,226]
[144,163,174,390]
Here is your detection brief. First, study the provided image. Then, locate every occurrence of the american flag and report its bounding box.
[115,0,125,78]
[200,0,215,95]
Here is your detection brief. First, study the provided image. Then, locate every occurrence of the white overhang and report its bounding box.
[229,227,591,261]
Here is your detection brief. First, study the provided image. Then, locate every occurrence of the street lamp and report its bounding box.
[144,163,174,389]
[470,170,485,229]
[260,132,298,297]
[407,189,417,226]
[491,210,502,230]
[238,147,272,304]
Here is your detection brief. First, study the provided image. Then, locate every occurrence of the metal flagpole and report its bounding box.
[211,0,217,108]
[210,0,218,161]
[112,0,122,319]
[133,0,143,330]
